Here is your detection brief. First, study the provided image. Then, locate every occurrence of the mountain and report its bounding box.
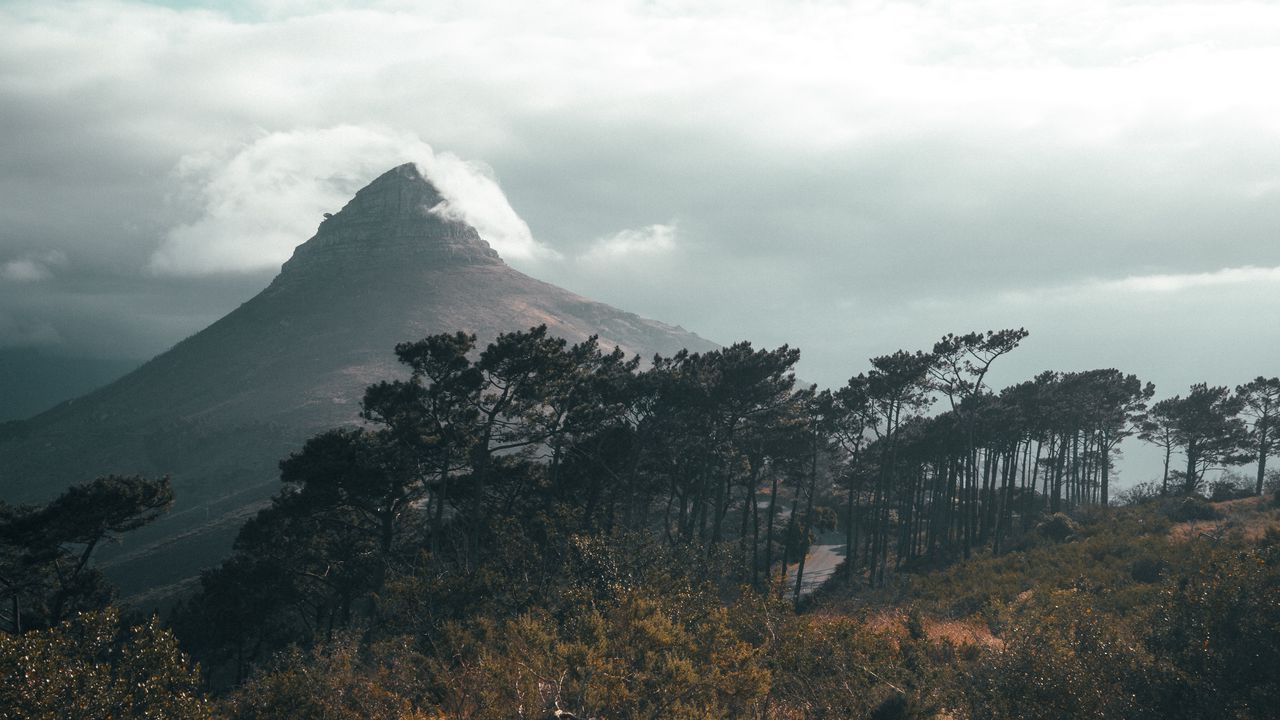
[0,163,716,596]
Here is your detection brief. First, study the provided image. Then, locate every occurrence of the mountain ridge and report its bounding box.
[0,163,717,594]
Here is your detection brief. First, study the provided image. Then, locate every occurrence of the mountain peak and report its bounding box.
[356,162,440,207]
[273,163,502,284]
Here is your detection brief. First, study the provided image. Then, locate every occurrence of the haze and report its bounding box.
[2,0,1278,485]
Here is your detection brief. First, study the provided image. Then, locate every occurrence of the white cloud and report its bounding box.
[1,251,66,283]
[1002,264,1280,303]
[580,223,677,264]
[0,260,51,282]
[148,126,549,275]
[1106,266,1280,293]
[421,152,551,262]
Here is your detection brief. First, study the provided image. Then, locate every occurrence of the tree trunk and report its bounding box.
[792,443,818,607]
[779,485,804,595]
[1257,428,1270,496]
[844,462,858,579]
[1185,445,1199,495]
[1161,444,1171,496]
[764,472,781,583]
[751,476,761,589]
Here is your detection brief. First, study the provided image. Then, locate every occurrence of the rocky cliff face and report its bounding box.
[273,163,502,285]
[0,163,716,596]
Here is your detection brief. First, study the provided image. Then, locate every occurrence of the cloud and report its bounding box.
[1106,266,1280,294]
[6,0,1279,290]
[1001,264,1280,303]
[1,251,66,283]
[0,0,1278,462]
[148,126,550,275]
[421,152,552,262]
[0,312,62,348]
[579,223,677,264]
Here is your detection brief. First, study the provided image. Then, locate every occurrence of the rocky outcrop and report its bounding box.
[273,163,502,287]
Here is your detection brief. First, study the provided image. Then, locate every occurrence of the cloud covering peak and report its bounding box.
[148,127,548,276]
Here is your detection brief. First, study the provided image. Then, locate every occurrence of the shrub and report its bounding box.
[1148,544,1280,719]
[222,636,430,720]
[415,586,771,720]
[767,613,935,719]
[1264,468,1280,496]
[1129,556,1168,583]
[963,592,1168,720]
[1034,513,1079,543]
[0,608,210,720]
[1117,482,1162,506]
[1208,472,1252,502]
[948,593,987,619]
[1164,497,1218,522]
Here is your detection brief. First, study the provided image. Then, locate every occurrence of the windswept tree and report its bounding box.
[690,341,802,550]
[997,377,1053,528]
[1139,397,1181,496]
[863,350,935,584]
[1162,384,1249,495]
[363,331,479,548]
[829,376,875,580]
[789,388,841,605]
[278,428,421,559]
[930,329,1029,556]
[0,475,172,632]
[930,330,1030,408]
[643,345,790,525]
[1236,376,1280,495]
[1075,369,1154,505]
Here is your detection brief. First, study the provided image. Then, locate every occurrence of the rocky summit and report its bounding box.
[0,163,716,597]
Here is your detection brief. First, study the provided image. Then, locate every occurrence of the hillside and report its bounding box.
[0,163,716,594]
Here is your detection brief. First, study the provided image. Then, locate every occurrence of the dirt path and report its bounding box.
[786,532,848,597]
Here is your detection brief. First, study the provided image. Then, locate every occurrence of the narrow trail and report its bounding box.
[786,532,848,598]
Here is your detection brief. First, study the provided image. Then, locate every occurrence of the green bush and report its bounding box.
[1035,513,1080,543]
[1164,496,1218,522]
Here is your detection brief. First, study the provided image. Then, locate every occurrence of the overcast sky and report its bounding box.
[3,0,1279,481]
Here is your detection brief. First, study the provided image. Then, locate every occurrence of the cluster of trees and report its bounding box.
[1141,378,1279,496]
[168,327,1277,676]
[829,342,1279,586]
[1,326,1276,718]
[0,475,173,634]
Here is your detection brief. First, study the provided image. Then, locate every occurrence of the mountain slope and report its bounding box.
[0,163,716,594]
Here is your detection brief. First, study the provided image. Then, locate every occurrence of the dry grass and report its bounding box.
[925,617,1004,649]
[1168,495,1280,543]
[854,609,1004,650]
